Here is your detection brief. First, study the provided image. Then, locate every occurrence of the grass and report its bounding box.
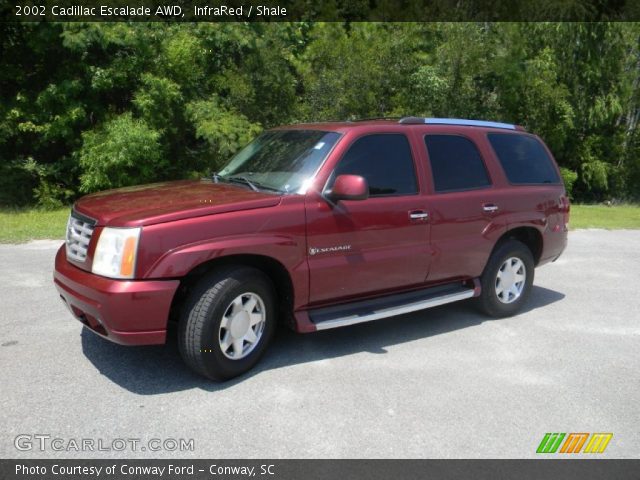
[0,208,69,243]
[0,203,639,243]
[569,204,640,230]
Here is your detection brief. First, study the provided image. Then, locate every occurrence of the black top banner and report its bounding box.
[2,0,640,22]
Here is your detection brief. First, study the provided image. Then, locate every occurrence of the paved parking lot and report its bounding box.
[0,230,638,458]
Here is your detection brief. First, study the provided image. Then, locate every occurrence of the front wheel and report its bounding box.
[178,267,276,381]
[476,239,535,318]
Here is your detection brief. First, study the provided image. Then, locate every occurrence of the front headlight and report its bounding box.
[92,227,141,279]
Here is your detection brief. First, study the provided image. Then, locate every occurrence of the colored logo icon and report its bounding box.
[537,433,613,454]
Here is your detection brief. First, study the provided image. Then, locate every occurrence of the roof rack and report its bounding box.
[349,116,401,122]
[398,117,517,130]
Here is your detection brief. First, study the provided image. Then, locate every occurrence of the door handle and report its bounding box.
[409,210,429,220]
[482,204,499,213]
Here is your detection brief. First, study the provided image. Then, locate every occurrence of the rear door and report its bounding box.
[486,132,568,261]
[305,132,431,305]
[420,132,507,282]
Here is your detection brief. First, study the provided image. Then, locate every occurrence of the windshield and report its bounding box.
[218,130,341,193]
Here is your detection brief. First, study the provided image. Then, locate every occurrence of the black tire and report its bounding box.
[476,239,535,318]
[178,266,276,381]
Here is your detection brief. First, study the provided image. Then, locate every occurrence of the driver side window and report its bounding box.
[332,134,418,196]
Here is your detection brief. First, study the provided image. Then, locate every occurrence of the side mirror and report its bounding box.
[327,174,369,202]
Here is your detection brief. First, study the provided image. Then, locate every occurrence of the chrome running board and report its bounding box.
[310,284,476,331]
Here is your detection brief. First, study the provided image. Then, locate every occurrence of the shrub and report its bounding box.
[78,113,163,193]
[0,159,38,207]
[560,167,578,199]
[187,98,261,171]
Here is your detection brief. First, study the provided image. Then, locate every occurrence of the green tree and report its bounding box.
[1,22,639,206]
[78,112,163,192]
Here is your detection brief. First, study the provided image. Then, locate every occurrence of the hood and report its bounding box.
[74,180,282,227]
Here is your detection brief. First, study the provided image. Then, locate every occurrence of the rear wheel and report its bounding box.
[476,239,534,318]
[178,267,276,381]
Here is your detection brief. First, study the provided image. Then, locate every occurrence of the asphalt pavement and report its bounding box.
[0,230,638,458]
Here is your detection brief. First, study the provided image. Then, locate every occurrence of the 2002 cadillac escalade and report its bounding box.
[54,117,570,380]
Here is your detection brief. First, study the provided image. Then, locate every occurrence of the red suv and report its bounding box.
[54,117,569,380]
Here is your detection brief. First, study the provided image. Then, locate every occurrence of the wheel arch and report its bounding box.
[168,254,296,330]
[492,226,543,266]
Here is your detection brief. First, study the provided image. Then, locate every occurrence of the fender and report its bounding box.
[507,212,548,231]
[144,234,303,278]
[507,213,566,266]
[143,233,310,310]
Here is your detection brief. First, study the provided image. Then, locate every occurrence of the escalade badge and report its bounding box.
[309,245,352,256]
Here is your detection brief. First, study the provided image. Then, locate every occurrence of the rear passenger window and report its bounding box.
[424,135,491,192]
[488,133,560,184]
[334,134,418,196]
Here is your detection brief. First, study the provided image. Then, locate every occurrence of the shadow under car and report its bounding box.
[80,285,565,394]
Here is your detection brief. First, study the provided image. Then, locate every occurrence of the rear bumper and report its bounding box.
[539,226,568,266]
[53,246,179,345]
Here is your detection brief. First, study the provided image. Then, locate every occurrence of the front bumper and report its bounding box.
[53,245,179,345]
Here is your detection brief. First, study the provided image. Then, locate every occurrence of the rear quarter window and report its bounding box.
[488,133,560,185]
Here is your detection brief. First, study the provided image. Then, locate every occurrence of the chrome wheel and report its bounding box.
[218,292,266,360]
[495,257,526,304]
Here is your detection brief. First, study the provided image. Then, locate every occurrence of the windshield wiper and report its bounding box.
[252,182,286,193]
[224,175,284,194]
[226,176,260,192]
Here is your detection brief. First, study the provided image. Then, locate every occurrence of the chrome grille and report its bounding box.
[65,211,96,262]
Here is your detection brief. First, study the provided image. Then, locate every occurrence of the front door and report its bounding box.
[305,133,431,305]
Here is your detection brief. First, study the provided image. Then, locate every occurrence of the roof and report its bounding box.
[275,117,525,133]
